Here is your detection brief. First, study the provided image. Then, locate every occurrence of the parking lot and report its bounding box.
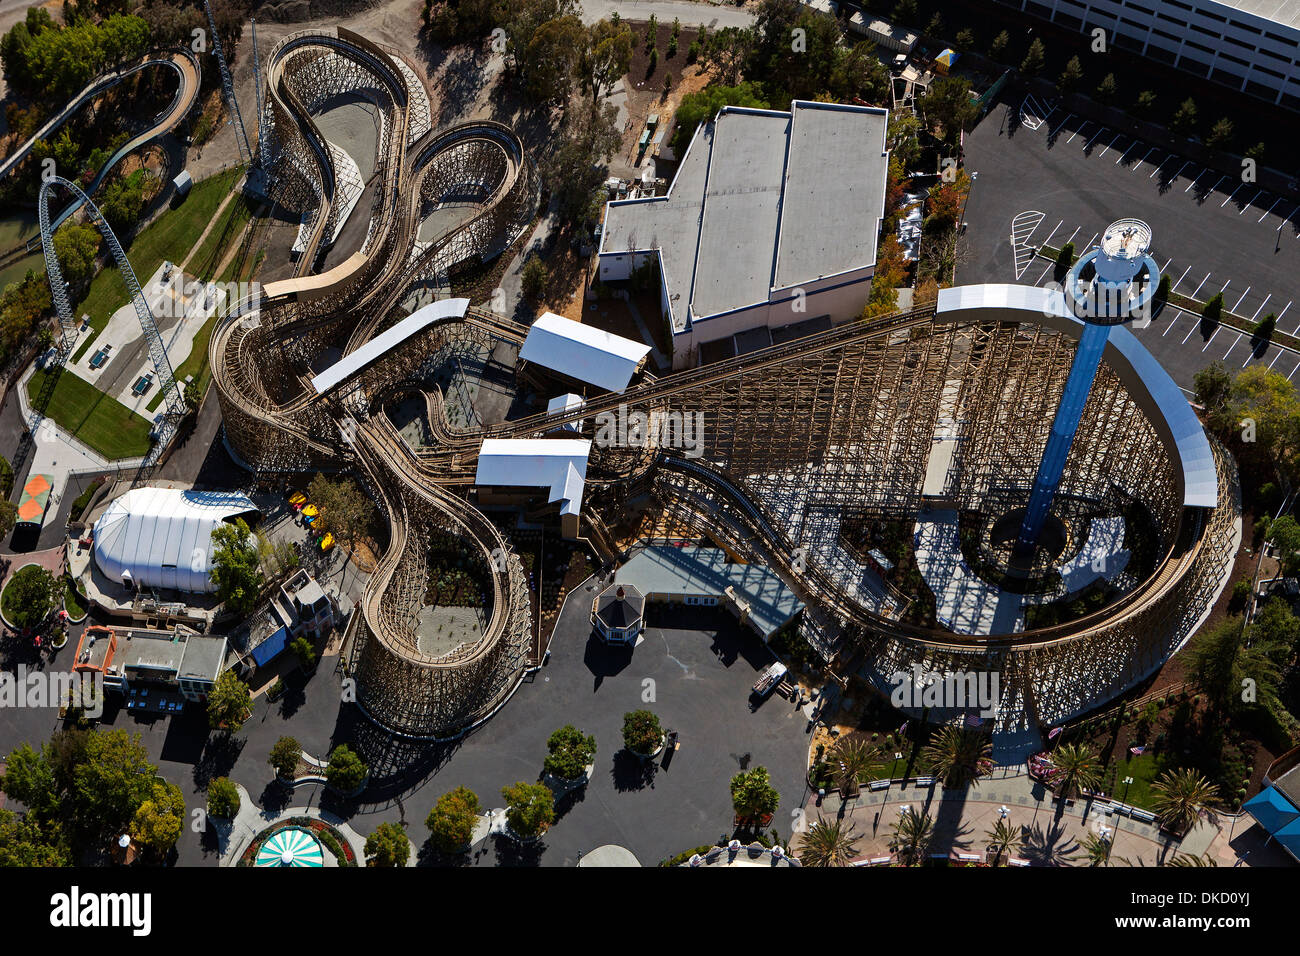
[962,94,1300,391]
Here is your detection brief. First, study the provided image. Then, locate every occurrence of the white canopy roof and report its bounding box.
[93,487,258,593]
[311,297,470,394]
[475,438,591,516]
[519,312,650,393]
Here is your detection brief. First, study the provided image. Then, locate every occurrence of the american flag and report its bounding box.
[898,722,908,736]
[1047,726,1064,740]
[965,714,984,728]
[1129,745,1145,756]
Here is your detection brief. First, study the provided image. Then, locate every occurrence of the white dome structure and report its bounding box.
[93,488,258,594]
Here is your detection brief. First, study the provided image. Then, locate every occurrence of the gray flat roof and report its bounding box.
[1213,0,1300,29]
[601,101,889,332]
[615,544,803,638]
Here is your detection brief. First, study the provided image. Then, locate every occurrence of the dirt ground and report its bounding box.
[617,22,712,176]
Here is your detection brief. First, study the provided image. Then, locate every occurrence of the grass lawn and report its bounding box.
[146,309,218,412]
[72,166,247,364]
[63,575,87,619]
[1105,752,1169,811]
[189,193,255,282]
[26,367,153,460]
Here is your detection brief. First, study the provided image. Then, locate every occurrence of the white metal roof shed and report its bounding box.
[518,312,651,393]
[475,438,592,516]
[93,487,258,593]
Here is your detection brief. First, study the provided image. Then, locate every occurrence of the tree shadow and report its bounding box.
[611,750,658,792]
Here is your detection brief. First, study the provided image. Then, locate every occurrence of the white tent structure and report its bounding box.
[519,312,651,393]
[93,488,258,593]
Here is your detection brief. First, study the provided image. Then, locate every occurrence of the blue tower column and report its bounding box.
[1013,320,1111,555]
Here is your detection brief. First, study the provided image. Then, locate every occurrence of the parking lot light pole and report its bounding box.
[959,170,978,234]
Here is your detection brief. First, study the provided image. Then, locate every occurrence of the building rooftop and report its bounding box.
[596,583,645,629]
[475,438,592,516]
[74,624,226,682]
[600,101,889,334]
[519,312,651,393]
[1215,0,1300,29]
[616,544,804,639]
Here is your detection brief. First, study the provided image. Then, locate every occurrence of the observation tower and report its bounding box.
[1013,219,1161,560]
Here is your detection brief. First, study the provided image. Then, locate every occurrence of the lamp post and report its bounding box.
[1106,777,1133,863]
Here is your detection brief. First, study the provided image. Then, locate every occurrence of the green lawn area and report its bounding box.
[189,193,255,282]
[1105,752,1169,811]
[27,367,153,460]
[72,166,247,364]
[63,575,87,619]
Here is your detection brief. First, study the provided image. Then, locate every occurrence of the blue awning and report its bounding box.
[1271,816,1300,859]
[1243,787,1300,834]
[251,626,290,668]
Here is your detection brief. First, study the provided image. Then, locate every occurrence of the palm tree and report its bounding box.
[921,726,995,789]
[1077,831,1112,867]
[796,817,860,867]
[1151,768,1221,835]
[889,807,935,865]
[1049,742,1102,799]
[829,734,884,797]
[984,817,1020,865]
[1167,851,1217,867]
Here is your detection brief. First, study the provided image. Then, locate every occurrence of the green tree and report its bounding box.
[1154,274,1171,304]
[829,41,891,105]
[501,780,555,838]
[921,726,995,788]
[364,821,410,866]
[887,111,924,171]
[1056,241,1075,271]
[1136,89,1157,116]
[1096,73,1117,104]
[1202,291,1224,324]
[2,564,54,629]
[289,635,316,670]
[206,777,240,818]
[621,709,664,754]
[702,24,755,85]
[923,76,979,145]
[730,765,780,821]
[307,473,376,557]
[954,28,974,50]
[1253,312,1277,344]
[326,744,368,793]
[69,729,156,846]
[1151,768,1221,835]
[209,518,263,616]
[51,221,101,294]
[985,817,1020,865]
[544,724,597,780]
[989,30,1009,57]
[1206,117,1234,150]
[521,255,548,301]
[829,734,884,797]
[1078,831,1112,866]
[427,786,481,854]
[0,808,68,866]
[206,670,251,733]
[99,169,147,236]
[1020,37,1046,76]
[269,736,301,778]
[581,18,633,106]
[670,81,769,155]
[521,13,585,104]
[889,806,934,865]
[1057,55,1083,93]
[130,780,185,856]
[544,102,622,230]
[796,817,859,866]
[1046,742,1102,798]
[1171,97,1198,135]
[0,742,58,818]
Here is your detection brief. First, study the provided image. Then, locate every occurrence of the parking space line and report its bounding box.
[1040,219,1064,249]
[1181,318,1200,344]
[1221,183,1245,207]
[1202,325,1223,351]
[1099,132,1123,157]
[1149,156,1174,179]
[1049,112,1075,137]
[1185,169,1214,193]
[1083,126,1108,149]
[1238,189,1263,214]
[1116,141,1140,165]
[1067,121,1092,144]
[1268,350,1282,370]
[1160,257,1172,273]
[1133,146,1158,171]
[1289,360,1300,381]
[1220,280,1232,297]
[1250,294,1271,321]
[1191,273,1212,298]
[1231,286,1250,311]
[1223,332,1241,361]
[1172,264,1192,292]
[1259,197,1284,222]
[1032,261,1053,285]
[1169,161,1193,183]
[1208,175,1228,196]
[1064,226,1081,247]
[1162,312,1184,336]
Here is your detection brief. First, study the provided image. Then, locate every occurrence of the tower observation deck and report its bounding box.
[1014,219,1161,559]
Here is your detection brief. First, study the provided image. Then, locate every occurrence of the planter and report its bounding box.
[627,735,666,761]
[734,812,775,828]
[543,761,595,794]
[50,632,68,650]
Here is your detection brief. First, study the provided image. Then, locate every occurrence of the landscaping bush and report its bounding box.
[730,766,780,823]
[1,565,55,630]
[364,821,410,867]
[206,777,240,818]
[544,725,597,780]
[622,709,663,755]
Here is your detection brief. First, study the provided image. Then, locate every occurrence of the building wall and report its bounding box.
[993,0,1300,108]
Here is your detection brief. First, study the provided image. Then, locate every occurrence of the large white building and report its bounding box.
[994,0,1300,109]
[598,100,890,369]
